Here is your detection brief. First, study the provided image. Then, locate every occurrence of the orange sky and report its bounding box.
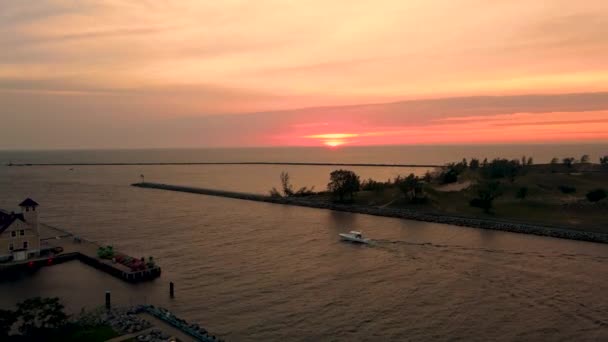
[292,111,608,147]
[1,1,608,148]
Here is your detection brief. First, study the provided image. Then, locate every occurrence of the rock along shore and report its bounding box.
[132,182,608,244]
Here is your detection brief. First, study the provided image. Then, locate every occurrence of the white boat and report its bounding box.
[339,230,371,244]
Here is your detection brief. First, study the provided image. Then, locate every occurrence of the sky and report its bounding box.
[1,0,608,149]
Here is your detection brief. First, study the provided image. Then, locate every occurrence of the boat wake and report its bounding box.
[370,239,608,262]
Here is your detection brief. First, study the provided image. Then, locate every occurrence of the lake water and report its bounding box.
[1,146,607,341]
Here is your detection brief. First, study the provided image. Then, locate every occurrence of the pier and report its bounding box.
[0,223,161,282]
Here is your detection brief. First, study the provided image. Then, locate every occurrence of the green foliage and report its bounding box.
[52,324,118,342]
[469,181,502,213]
[396,173,425,203]
[146,256,155,268]
[481,159,521,179]
[558,185,576,194]
[269,187,282,197]
[0,309,16,338]
[521,156,533,166]
[550,157,559,165]
[16,297,68,336]
[271,172,315,197]
[293,186,316,197]
[440,168,459,184]
[580,154,590,164]
[96,246,114,259]
[280,171,294,197]
[327,169,361,202]
[361,178,387,192]
[469,158,480,170]
[516,187,528,199]
[600,156,608,165]
[562,157,576,168]
[527,157,533,166]
[3,298,117,341]
[423,171,433,182]
[586,189,607,202]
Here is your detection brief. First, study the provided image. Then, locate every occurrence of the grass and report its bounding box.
[328,165,608,234]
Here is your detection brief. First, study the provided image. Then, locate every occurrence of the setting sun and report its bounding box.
[304,133,358,147]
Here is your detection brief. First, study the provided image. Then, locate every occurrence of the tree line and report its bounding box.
[269,153,607,210]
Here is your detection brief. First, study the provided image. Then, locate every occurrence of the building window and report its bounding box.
[9,243,13,251]
[11,231,16,237]
[26,207,29,212]
[20,230,25,236]
[23,241,29,249]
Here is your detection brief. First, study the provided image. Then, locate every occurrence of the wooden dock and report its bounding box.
[0,224,161,282]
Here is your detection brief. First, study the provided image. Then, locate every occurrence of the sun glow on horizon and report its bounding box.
[323,140,346,147]
[303,133,359,147]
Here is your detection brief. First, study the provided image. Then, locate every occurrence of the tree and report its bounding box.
[280,171,294,197]
[461,158,468,168]
[0,309,16,338]
[327,170,360,202]
[516,187,528,199]
[269,187,282,197]
[482,158,488,168]
[294,186,316,197]
[423,171,433,182]
[469,158,480,170]
[527,157,533,166]
[440,168,459,184]
[470,181,502,213]
[586,189,607,203]
[481,159,521,179]
[550,157,559,165]
[600,156,608,165]
[397,174,418,200]
[562,157,576,168]
[580,155,590,164]
[361,178,386,192]
[16,297,68,336]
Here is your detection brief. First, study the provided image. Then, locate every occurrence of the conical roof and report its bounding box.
[19,198,39,207]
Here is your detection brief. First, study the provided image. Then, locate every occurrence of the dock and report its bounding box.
[0,223,161,282]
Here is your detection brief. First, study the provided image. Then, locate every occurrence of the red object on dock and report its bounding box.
[28,261,34,268]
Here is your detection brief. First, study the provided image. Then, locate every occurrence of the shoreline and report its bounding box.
[132,182,608,244]
[5,161,439,167]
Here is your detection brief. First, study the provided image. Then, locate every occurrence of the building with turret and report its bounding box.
[0,198,41,262]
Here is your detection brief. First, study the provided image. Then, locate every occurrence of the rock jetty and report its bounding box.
[133,182,608,244]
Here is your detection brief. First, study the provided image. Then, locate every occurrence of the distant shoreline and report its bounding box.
[132,182,608,244]
[6,162,439,168]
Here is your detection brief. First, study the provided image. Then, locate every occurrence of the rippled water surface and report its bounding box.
[1,148,607,341]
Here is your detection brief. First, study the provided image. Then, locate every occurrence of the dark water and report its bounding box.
[1,148,607,341]
[2,143,607,165]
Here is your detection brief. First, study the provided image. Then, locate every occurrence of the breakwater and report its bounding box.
[7,161,439,167]
[142,305,224,342]
[133,182,608,244]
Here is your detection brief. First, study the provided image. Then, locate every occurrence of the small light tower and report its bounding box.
[19,198,39,235]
